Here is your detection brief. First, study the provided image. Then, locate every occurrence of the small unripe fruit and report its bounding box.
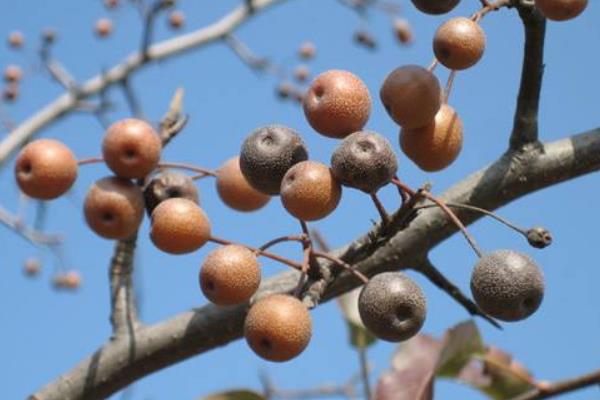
[84,176,145,240]
[200,245,261,306]
[8,31,24,49]
[380,65,441,129]
[303,70,371,139]
[3,83,18,101]
[280,161,341,221]
[169,11,185,29]
[393,18,413,45]
[293,65,310,82]
[433,17,486,70]
[53,270,81,290]
[150,198,211,254]
[216,157,270,212]
[526,227,553,249]
[358,272,426,342]
[471,250,545,322]
[15,139,78,200]
[411,0,460,14]
[4,65,23,82]
[534,0,587,21]
[354,30,377,49]
[400,104,463,172]
[244,294,312,362]
[23,257,41,277]
[298,41,316,60]
[331,131,397,193]
[42,29,57,44]
[102,118,162,179]
[239,125,309,195]
[95,18,113,38]
[144,170,199,215]
[276,82,293,99]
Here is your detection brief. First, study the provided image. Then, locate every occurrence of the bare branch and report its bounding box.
[120,78,144,119]
[0,204,62,247]
[510,368,600,400]
[224,34,280,75]
[510,2,546,149]
[0,0,289,167]
[31,127,600,400]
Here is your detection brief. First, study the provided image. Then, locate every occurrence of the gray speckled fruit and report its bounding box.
[358,272,426,342]
[331,131,398,193]
[239,125,309,195]
[470,250,544,322]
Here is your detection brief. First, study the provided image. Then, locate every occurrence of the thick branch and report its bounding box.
[510,2,546,149]
[510,368,600,400]
[31,127,600,400]
[0,0,287,167]
[109,235,141,338]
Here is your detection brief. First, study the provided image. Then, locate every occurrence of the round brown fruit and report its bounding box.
[411,0,460,14]
[200,245,261,306]
[15,139,78,200]
[84,176,145,240]
[95,18,113,38]
[23,257,41,277]
[169,11,185,29]
[4,65,23,83]
[280,161,342,221]
[534,0,587,21]
[434,17,486,70]
[3,83,18,101]
[150,198,211,254]
[380,65,441,129]
[303,70,371,139]
[393,18,413,45]
[8,31,24,49]
[400,104,463,172]
[216,157,270,212]
[298,41,316,60]
[244,294,312,362]
[102,118,162,179]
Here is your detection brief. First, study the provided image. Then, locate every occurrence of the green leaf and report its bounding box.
[436,320,485,378]
[202,389,266,400]
[337,287,376,349]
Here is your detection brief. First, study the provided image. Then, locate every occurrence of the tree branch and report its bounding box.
[0,204,62,247]
[510,2,546,149]
[109,235,141,338]
[30,127,600,400]
[510,368,600,400]
[0,0,288,167]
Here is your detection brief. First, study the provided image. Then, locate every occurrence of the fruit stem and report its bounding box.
[358,346,372,400]
[77,156,105,166]
[311,250,369,284]
[157,162,217,177]
[294,220,313,297]
[427,58,439,72]
[258,234,306,252]
[392,178,484,258]
[444,70,457,103]
[370,192,390,228]
[208,235,303,270]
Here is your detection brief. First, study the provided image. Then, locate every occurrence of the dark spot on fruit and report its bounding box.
[205,280,215,291]
[102,212,114,222]
[21,162,32,174]
[313,84,324,98]
[260,337,272,349]
[166,188,181,198]
[124,148,137,159]
[395,305,413,322]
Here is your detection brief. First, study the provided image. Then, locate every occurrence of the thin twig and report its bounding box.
[312,250,369,284]
[358,347,371,400]
[370,192,390,227]
[510,368,600,400]
[258,234,306,252]
[0,204,62,246]
[157,162,218,177]
[120,78,144,119]
[224,34,281,76]
[209,235,302,270]
[414,257,501,329]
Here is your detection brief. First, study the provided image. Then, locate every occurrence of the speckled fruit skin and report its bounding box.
[411,0,460,15]
[244,294,312,362]
[200,245,261,306]
[144,170,199,215]
[331,131,398,193]
[303,70,371,139]
[280,161,342,221]
[84,176,145,240]
[150,198,211,254]
[400,104,463,172]
[470,250,545,322]
[239,125,309,195]
[535,0,587,21]
[15,139,78,200]
[433,17,486,70]
[358,272,426,342]
[216,157,270,212]
[380,65,441,129]
[102,118,162,179]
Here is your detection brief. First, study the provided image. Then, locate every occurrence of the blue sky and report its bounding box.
[1,1,599,399]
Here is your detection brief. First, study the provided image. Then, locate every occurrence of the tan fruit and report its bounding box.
[169,11,185,29]
[535,0,587,21]
[303,70,371,139]
[4,65,23,82]
[3,83,18,101]
[380,65,441,129]
[244,294,312,362]
[95,18,113,38]
[411,0,460,15]
[434,17,486,70]
[8,31,24,49]
[216,157,270,212]
[102,118,162,179]
[280,161,341,221]
[294,65,310,82]
[200,245,261,306]
[150,198,211,254]
[15,139,78,200]
[23,257,41,276]
[400,104,463,172]
[393,18,413,44]
[298,41,316,60]
[84,176,145,240]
